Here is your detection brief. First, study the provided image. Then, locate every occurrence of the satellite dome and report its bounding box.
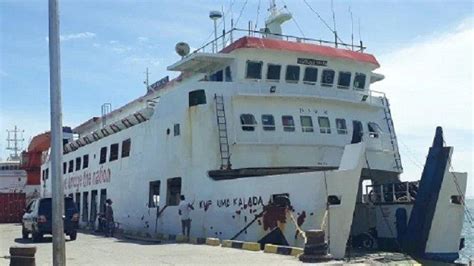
[175,42,190,57]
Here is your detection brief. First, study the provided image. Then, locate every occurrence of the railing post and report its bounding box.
[406,181,410,202]
[392,183,396,202]
[380,185,384,203]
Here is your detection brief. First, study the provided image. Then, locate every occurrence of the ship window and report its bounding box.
[42,170,45,181]
[318,116,331,134]
[68,160,74,173]
[246,61,263,79]
[300,116,314,132]
[321,69,335,86]
[210,70,223,82]
[45,168,49,180]
[285,65,300,82]
[122,139,131,158]
[282,115,295,132]
[354,73,366,90]
[149,180,161,208]
[189,89,206,107]
[337,71,351,89]
[240,114,257,131]
[303,67,318,83]
[225,66,232,82]
[83,154,89,169]
[99,147,107,164]
[261,114,275,131]
[75,157,81,171]
[110,143,119,161]
[368,122,382,138]
[166,177,181,206]
[336,119,347,134]
[267,64,281,80]
[174,124,180,136]
[63,162,67,174]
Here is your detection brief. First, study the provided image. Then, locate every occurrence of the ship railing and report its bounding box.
[188,28,367,58]
[364,181,419,204]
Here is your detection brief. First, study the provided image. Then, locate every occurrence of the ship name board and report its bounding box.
[65,166,111,190]
[149,76,169,91]
[297,58,327,66]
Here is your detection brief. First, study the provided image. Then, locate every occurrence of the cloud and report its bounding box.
[125,56,160,67]
[138,37,149,43]
[373,17,473,197]
[45,32,96,42]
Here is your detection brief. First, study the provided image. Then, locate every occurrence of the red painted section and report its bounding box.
[221,36,380,68]
[20,132,50,185]
[0,193,26,223]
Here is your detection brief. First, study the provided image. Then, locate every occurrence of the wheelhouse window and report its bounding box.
[246,61,263,79]
[68,160,74,173]
[337,71,351,89]
[240,114,257,131]
[261,114,275,131]
[83,154,89,169]
[321,69,335,86]
[300,116,314,132]
[75,157,81,171]
[368,122,382,138]
[110,143,119,161]
[285,65,300,82]
[225,66,232,82]
[99,147,107,164]
[354,73,366,90]
[303,67,318,84]
[282,115,295,132]
[318,116,331,134]
[266,64,281,81]
[209,70,223,81]
[336,119,348,134]
[63,162,67,174]
[122,139,131,158]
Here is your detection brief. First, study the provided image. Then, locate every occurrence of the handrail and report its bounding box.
[188,28,367,59]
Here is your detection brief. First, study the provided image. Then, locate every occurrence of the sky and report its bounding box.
[0,0,473,196]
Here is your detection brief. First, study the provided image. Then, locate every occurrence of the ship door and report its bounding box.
[351,120,363,144]
[90,190,98,229]
[99,189,107,215]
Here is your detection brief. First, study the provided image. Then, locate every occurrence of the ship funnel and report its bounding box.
[264,2,292,39]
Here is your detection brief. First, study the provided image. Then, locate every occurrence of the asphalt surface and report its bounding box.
[0,223,304,265]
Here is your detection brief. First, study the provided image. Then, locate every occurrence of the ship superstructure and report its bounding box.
[38,3,468,262]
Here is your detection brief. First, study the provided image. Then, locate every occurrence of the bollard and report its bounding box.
[299,230,332,263]
[9,246,36,266]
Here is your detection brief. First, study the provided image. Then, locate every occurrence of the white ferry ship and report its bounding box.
[39,3,468,262]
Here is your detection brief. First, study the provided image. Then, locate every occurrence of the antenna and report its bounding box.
[358,17,363,52]
[144,68,150,91]
[349,6,354,51]
[6,125,24,161]
[331,0,337,47]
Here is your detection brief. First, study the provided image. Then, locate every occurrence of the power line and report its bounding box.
[254,0,261,31]
[234,0,249,29]
[281,0,306,38]
[302,0,350,48]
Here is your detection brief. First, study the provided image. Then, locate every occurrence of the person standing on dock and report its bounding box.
[178,195,194,238]
[105,199,114,237]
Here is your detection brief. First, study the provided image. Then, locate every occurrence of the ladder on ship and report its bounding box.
[381,97,403,172]
[214,94,231,170]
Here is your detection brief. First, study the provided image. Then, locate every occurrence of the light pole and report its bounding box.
[209,11,222,53]
[48,0,66,265]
